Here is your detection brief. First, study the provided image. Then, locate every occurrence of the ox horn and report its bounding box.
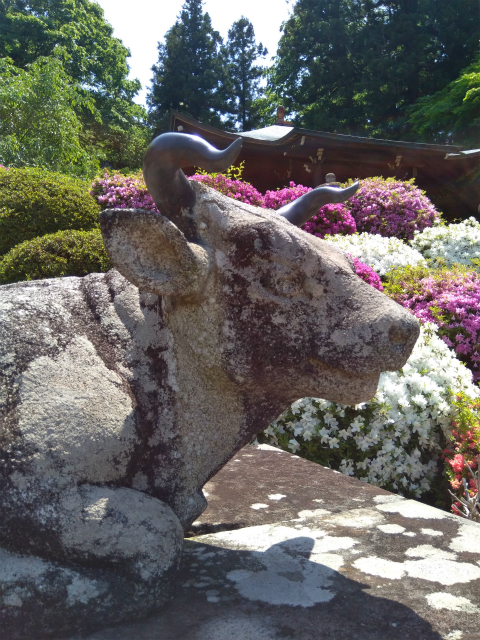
[143,133,242,238]
[277,182,359,227]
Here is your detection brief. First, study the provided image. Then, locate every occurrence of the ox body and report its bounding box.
[0,134,419,637]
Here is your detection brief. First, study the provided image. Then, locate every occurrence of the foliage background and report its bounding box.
[0,0,149,173]
[0,167,100,256]
[257,0,479,144]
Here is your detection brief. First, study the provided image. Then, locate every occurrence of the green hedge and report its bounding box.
[0,167,101,256]
[0,229,111,284]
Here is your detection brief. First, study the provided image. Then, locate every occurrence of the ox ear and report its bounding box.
[100,209,209,297]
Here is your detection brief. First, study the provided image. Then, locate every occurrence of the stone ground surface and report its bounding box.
[69,445,480,640]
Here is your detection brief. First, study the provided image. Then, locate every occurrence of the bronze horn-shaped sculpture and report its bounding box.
[143,133,359,235]
[276,182,359,227]
[143,133,242,239]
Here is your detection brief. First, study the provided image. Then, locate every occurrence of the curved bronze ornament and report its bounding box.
[143,132,359,234]
[143,133,242,239]
[277,182,359,228]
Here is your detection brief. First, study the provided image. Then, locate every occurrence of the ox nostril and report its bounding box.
[388,321,411,345]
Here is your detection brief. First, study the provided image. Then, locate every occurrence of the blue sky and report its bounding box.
[95,0,292,107]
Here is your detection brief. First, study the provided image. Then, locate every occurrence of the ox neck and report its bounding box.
[162,298,289,487]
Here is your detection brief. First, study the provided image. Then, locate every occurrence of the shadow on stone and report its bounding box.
[70,535,444,640]
[185,522,247,538]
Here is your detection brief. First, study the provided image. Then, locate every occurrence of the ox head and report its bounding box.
[100,134,419,407]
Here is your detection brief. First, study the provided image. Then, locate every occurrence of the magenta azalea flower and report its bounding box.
[346,177,440,240]
[351,257,383,291]
[91,172,158,212]
[190,174,264,207]
[302,203,357,238]
[388,267,480,382]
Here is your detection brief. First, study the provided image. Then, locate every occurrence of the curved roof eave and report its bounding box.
[237,125,296,143]
[445,149,480,159]
[170,110,465,153]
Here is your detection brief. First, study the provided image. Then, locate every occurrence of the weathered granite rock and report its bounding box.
[0,134,419,638]
[70,446,480,640]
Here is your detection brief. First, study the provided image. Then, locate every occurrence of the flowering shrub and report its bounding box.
[324,232,426,276]
[384,264,480,382]
[302,203,357,238]
[91,170,441,249]
[352,257,383,291]
[0,229,111,284]
[410,217,480,267]
[442,393,480,521]
[90,171,158,211]
[0,167,100,257]
[261,323,479,498]
[262,182,358,237]
[190,173,264,207]
[90,169,358,240]
[263,182,311,209]
[345,177,441,240]
[191,176,312,210]
[189,161,264,207]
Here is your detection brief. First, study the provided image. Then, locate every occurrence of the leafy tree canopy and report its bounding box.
[0,0,138,99]
[266,0,479,140]
[81,88,151,171]
[269,0,364,133]
[222,17,267,132]
[407,53,480,147]
[0,56,99,176]
[147,0,229,134]
[0,0,151,170]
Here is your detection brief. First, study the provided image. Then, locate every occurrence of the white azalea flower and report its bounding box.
[339,459,355,475]
[325,232,426,275]
[410,217,480,267]
[288,438,300,453]
[263,323,479,497]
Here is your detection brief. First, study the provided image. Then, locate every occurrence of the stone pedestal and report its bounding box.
[69,445,480,640]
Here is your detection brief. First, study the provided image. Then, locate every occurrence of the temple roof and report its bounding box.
[170,109,466,154]
[237,125,294,141]
[445,148,480,160]
[169,110,478,220]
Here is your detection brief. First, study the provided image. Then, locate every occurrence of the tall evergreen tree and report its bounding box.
[147,0,228,134]
[223,18,267,132]
[357,0,479,138]
[268,0,366,134]
[268,0,479,139]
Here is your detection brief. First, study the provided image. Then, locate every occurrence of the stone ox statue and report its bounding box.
[0,134,419,638]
